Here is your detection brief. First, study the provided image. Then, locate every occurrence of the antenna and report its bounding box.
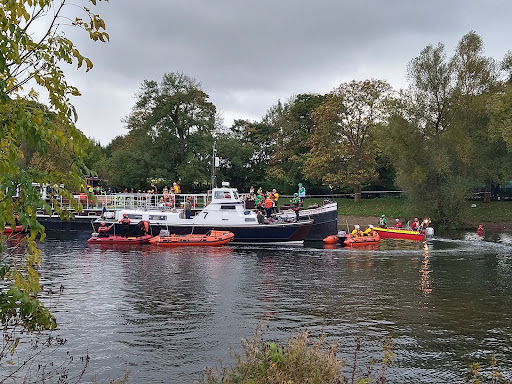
[211,140,217,188]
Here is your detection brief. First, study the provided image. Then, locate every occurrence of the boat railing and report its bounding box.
[41,193,209,214]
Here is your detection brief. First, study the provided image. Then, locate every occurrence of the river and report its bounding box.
[3,231,512,383]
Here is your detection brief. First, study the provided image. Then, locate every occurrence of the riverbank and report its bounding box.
[337,215,512,232]
[303,196,512,231]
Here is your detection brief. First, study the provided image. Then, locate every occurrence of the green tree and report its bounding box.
[385,32,511,226]
[304,79,392,202]
[116,72,216,190]
[0,0,108,361]
[267,94,326,192]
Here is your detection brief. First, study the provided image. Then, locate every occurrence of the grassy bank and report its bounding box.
[303,197,512,228]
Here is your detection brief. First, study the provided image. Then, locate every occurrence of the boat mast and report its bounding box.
[211,140,217,188]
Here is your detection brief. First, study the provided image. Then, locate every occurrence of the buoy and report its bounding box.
[323,235,339,244]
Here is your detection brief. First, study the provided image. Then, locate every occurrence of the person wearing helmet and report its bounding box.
[351,224,363,237]
[98,221,109,238]
[378,214,387,228]
[395,218,402,228]
[363,224,375,236]
[291,192,301,221]
[119,213,131,236]
[411,217,419,231]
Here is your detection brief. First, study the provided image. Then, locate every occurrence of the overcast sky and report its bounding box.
[62,0,512,145]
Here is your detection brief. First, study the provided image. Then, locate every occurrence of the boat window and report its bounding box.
[214,190,231,199]
[220,205,236,210]
[245,217,257,222]
[149,215,167,221]
[127,214,142,220]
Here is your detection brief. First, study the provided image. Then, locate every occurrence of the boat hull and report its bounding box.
[87,234,152,244]
[344,234,380,246]
[3,225,23,234]
[373,227,425,241]
[280,202,338,242]
[101,221,312,244]
[149,230,234,246]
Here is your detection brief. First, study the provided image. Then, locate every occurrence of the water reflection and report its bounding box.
[3,234,511,383]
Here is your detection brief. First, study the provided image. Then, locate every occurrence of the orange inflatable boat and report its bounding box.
[149,230,234,247]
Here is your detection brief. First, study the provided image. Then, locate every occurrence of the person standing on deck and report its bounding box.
[264,193,274,218]
[184,198,192,219]
[271,188,279,213]
[291,193,301,221]
[172,182,181,194]
[298,183,306,207]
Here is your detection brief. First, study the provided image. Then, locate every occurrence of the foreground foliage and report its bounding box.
[1,0,109,381]
[195,326,393,384]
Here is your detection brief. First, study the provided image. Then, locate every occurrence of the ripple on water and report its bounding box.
[5,235,505,383]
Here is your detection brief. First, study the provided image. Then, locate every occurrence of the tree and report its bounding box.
[385,32,511,226]
[0,0,109,363]
[117,72,216,189]
[267,94,326,192]
[304,79,392,202]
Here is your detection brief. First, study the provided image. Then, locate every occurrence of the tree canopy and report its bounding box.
[1,0,108,343]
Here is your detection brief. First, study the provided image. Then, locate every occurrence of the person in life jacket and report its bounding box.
[298,183,306,207]
[351,224,363,237]
[395,218,402,228]
[136,220,149,235]
[271,188,279,213]
[291,193,301,221]
[378,214,387,228]
[172,182,181,194]
[477,224,484,236]
[98,222,109,237]
[119,214,131,237]
[264,193,274,218]
[411,217,419,231]
[363,224,376,236]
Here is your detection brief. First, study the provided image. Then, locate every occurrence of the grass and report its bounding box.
[304,197,512,226]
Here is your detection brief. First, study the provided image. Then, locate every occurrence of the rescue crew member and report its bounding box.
[119,213,131,237]
[172,182,181,194]
[264,193,274,218]
[411,217,419,231]
[351,224,363,237]
[363,224,376,236]
[395,218,402,228]
[272,188,279,213]
[378,214,387,228]
[291,193,301,221]
[298,183,306,207]
[98,222,109,237]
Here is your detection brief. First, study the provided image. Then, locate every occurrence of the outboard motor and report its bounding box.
[425,227,434,242]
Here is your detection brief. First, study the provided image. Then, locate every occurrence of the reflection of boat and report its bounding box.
[3,225,23,234]
[97,183,313,244]
[87,234,152,244]
[344,234,380,246]
[149,230,234,247]
[373,227,425,241]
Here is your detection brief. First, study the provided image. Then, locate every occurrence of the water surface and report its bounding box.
[7,232,512,383]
